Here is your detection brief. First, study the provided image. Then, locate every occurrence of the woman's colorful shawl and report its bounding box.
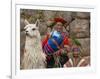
[42,31,69,55]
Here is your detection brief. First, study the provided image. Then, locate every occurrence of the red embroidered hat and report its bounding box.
[46,18,67,27]
[54,17,67,24]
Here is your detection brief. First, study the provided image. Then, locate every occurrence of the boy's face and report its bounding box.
[73,47,80,58]
[55,22,63,32]
[73,51,79,57]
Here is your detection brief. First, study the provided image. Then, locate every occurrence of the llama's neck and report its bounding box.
[25,33,42,49]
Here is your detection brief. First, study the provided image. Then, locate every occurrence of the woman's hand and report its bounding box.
[64,45,71,53]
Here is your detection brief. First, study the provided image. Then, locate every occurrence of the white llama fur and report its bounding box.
[21,19,46,69]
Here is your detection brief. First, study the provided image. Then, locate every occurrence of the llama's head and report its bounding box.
[24,19,40,38]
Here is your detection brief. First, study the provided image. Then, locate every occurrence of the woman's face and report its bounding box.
[55,22,63,32]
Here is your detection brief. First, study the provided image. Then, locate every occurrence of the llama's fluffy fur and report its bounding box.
[21,20,46,69]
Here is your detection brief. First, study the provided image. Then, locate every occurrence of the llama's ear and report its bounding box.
[35,19,39,27]
[24,19,30,25]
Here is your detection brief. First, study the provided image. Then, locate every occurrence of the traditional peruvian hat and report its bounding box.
[46,17,67,27]
[54,17,67,24]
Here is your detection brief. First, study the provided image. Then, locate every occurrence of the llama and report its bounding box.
[21,19,46,69]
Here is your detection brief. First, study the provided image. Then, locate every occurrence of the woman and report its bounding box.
[42,17,71,68]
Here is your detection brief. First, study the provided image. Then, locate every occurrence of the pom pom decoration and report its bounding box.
[46,18,67,27]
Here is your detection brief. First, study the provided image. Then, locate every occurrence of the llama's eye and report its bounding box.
[32,28,36,31]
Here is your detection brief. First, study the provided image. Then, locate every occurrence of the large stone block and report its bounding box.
[76,12,90,19]
[20,18,26,65]
[43,11,56,20]
[38,22,47,35]
[20,18,25,31]
[77,38,90,56]
[69,18,90,38]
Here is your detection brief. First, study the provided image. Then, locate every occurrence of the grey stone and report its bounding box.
[77,38,90,56]
[20,18,26,65]
[38,22,47,35]
[43,11,56,20]
[20,18,25,31]
[76,12,90,19]
[20,31,26,67]
[69,18,90,38]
